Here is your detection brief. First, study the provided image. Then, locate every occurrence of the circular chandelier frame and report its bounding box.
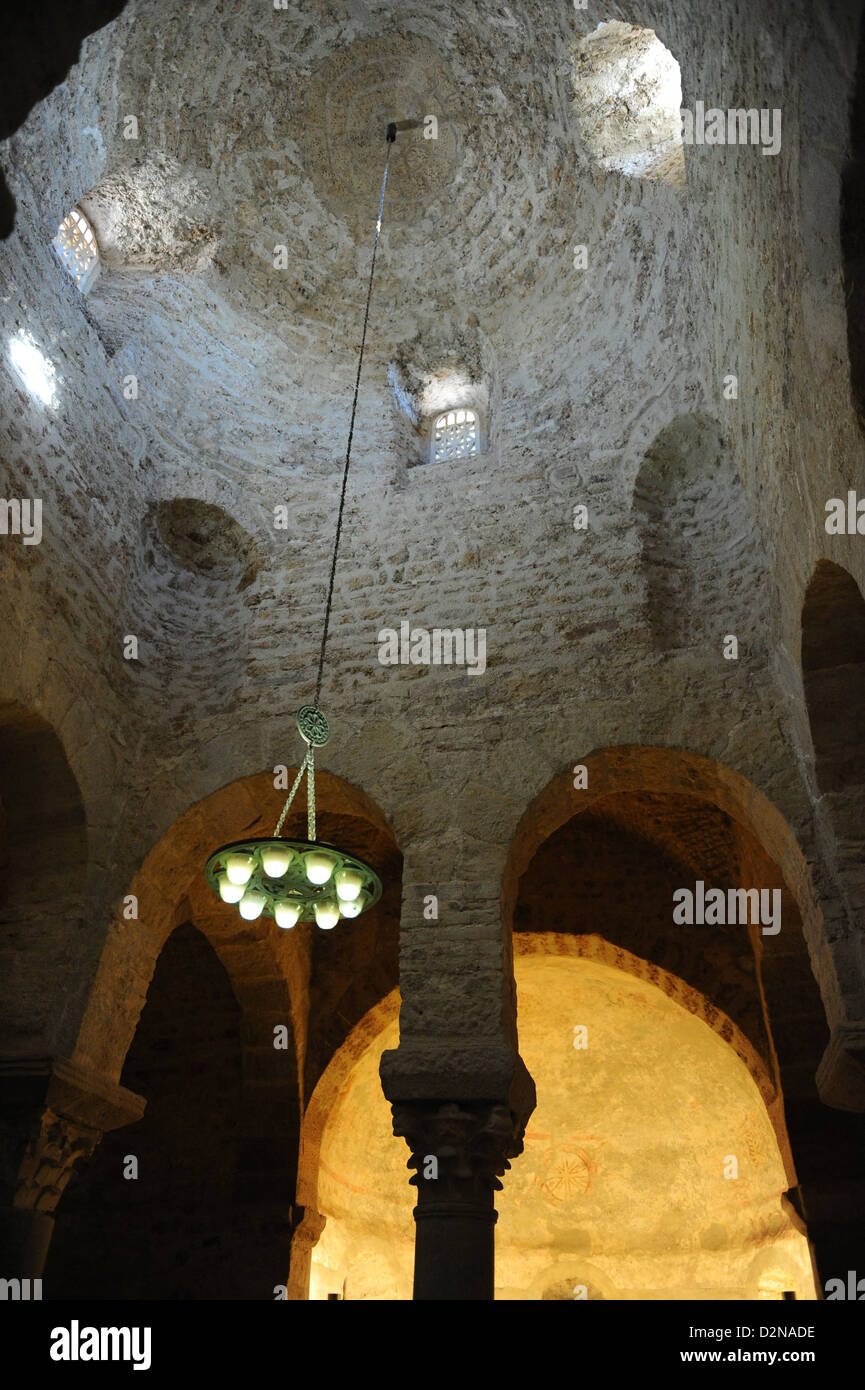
[204,834,382,928]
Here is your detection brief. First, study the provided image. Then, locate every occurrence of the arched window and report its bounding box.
[53,207,99,291]
[431,408,480,463]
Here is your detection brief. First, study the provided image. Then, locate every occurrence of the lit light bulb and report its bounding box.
[238,889,266,920]
[261,844,294,878]
[305,850,337,885]
[274,899,302,930]
[225,852,255,886]
[217,873,245,904]
[334,867,364,901]
[314,899,340,930]
[338,888,368,919]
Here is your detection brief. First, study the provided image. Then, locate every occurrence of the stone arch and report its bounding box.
[497,949,816,1300]
[515,931,776,1115]
[117,496,263,721]
[503,746,828,1011]
[502,745,863,1290]
[72,765,400,1084]
[290,953,814,1300]
[289,987,402,1299]
[0,701,87,1056]
[632,413,771,655]
[63,765,401,1297]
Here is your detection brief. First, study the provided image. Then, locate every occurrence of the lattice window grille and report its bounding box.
[432,408,480,463]
[54,208,98,288]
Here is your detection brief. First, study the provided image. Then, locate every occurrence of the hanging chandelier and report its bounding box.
[204,703,382,929]
[204,123,409,929]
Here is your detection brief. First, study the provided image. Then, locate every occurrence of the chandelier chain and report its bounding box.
[307,745,316,841]
[313,130,394,709]
[273,752,310,837]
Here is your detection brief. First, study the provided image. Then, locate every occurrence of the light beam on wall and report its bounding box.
[8,333,57,406]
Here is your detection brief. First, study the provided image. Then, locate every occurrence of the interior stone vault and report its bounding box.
[1,0,865,1303]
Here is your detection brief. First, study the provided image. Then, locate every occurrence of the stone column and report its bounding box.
[0,1057,145,1277]
[286,1206,326,1300]
[379,845,536,1300]
[391,1100,525,1301]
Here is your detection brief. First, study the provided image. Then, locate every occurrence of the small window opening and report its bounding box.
[53,207,99,291]
[431,408,480,463]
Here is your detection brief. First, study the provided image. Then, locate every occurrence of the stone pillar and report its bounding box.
[286,1206,326,1300]
[0,1057,145,1276]
[391,1100,524,1301]
[379,842,536,1300]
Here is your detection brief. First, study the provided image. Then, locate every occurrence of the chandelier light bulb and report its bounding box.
[305,849,337,885]
[238,889,266,920]
[217,873,245,904]
[274,899,302,930]
[225,852,255,886]
[334,867,364,901]
[261,845,294,877]
[339,888,369,919]
[314,899,341,930]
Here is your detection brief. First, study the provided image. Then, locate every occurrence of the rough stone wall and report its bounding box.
[0,0,863,1169]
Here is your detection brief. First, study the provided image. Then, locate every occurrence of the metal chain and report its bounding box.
[307,745,316,841]
[273,132,395,845]
[273,752,310,837]
[313,129,395,709]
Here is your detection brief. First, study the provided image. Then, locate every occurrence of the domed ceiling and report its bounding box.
[22,0,685,485]
[77,2,576,345]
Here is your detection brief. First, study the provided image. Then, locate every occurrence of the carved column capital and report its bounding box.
[0,1055,146,1212]
[14,1107,100,1214]
[391,1100,525,1298]
[391,1099,526,1194]
[290,1205,326,1248]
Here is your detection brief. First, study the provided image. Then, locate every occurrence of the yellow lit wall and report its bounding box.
[309,955,817,1300]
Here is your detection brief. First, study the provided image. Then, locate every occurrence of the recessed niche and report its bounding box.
[571,21,685,189]
[79,155,218,273]
[633,415,769,654]
[154,498,260,590]
[802,560,865,795]
[388,318,495,467]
